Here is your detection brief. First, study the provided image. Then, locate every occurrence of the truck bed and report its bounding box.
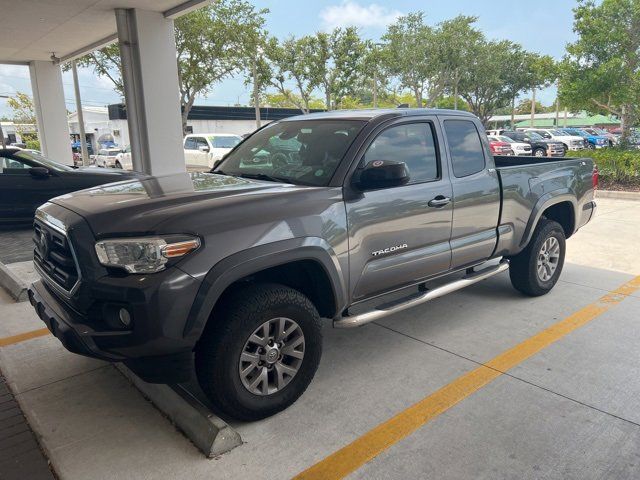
[493,155,595,256]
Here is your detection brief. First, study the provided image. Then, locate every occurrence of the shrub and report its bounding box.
[566,148,640,186]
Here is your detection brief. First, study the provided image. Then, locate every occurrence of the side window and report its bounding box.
[195,137,208,149]
[184,137,197,150]
[363,123,438,184]
[0,156,30,174]
[444,120,486,178]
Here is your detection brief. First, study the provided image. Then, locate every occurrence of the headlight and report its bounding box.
[95,236,200,273]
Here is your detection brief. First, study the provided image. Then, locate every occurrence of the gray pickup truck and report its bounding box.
[28,109,597,420]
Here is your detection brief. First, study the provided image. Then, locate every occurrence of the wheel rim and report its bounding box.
[238,317,305,396]
[537,236,560,282]
[535,150,544,157]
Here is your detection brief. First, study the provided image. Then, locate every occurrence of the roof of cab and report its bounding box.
[280,108,477,122]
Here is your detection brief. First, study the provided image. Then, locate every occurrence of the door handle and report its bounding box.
[428,196,451,208]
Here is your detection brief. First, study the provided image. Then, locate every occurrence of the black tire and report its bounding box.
[115,160,123,169]
[508,218,566,296]
[533,148,546,157]
[195,283,322,421]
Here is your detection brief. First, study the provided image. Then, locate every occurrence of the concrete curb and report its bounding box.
[596,190,640,201]
[0,261,28,302]
[115,364,242,457]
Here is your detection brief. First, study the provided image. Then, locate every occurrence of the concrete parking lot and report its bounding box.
[0,196,639,480]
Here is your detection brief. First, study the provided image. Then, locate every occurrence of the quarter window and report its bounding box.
[363,123,439,184]
[444,120,485,177]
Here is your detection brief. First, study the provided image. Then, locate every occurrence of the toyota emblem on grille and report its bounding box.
[38,230,51,260]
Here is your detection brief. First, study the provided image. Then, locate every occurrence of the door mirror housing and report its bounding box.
[198,145,210,153]
[356,160,410,190]
[29,167,50,178]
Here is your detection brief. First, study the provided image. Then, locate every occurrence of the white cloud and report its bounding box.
[319,1,402,30]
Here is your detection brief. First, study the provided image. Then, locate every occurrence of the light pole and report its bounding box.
[71,60,89,166]
[0,94,8,148]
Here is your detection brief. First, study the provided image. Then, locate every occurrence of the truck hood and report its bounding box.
[50,172,316,236]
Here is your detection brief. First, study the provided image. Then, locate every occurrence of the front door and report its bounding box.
[346,119,453,302]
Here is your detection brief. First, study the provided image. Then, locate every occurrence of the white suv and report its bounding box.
[519,128,585,151]
[183,133,243,169]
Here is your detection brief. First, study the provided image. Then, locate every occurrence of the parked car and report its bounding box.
[0,148,142,224]
[487,137,514,155]
[582,128,619,147]
[499,130,565,157]
[28,109,597,420]
[95,147,124,168]
[488,135,531,156]
[558,128,608,149]
[114,145,133,170]
[183,133,243,169]
[519,128,585,152]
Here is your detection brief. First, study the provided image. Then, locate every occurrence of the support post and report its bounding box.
[115,8,185,175]
[71,61,89,166]
[29,61,72,164]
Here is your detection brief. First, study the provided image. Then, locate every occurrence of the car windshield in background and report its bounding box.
[497,136,514,143]
[214,120,365,186]
[14,151,72,172]
[211,136,242,148]
[527,132,544,141]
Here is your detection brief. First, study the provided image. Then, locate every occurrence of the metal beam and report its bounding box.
[163,0,210,19]
[57,34,118,64]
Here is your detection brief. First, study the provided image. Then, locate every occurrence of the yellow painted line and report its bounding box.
[294,275,640,480]
[0,328,50,347]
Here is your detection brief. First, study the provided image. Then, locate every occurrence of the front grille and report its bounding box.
[33,221,79,294]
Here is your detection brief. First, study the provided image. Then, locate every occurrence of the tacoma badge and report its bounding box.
[372,244,408,257]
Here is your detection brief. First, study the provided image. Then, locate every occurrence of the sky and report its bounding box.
[0,0,580,118]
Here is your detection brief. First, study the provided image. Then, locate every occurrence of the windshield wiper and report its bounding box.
[238,172,294,184]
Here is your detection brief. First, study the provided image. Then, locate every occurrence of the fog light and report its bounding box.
[118,308,132,327]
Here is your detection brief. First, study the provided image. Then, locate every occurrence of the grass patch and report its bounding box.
[566,148,640,190]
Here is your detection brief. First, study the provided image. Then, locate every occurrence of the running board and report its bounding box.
[333,260,510,328]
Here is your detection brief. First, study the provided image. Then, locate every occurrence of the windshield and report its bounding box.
[527,132,544,141]
[14,151,72,172]
[497,136,514,143]
[549,129,564,135]
[209,136,242,148]
[214,120,365,186]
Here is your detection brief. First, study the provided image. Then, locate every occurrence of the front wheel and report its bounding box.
[115,160,123,169]
[508,219,566,296]
[533,148,546,157]
[195,284,322,421]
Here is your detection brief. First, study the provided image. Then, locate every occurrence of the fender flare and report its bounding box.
[182,237,347,342]
[520,191,578,248]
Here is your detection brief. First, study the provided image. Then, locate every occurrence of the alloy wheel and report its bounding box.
[238,317,305,396]
[537,236,560,282]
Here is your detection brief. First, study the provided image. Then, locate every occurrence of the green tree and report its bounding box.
[434,95,470,111]
[316,27,366,110]
[73,0,263,133]
[382,12,445,107]
[266,35,325,113]
[559,0,640,140]
[436,15,482,110]
[7,92,36,125]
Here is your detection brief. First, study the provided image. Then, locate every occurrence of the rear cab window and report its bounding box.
[443,120,486,177]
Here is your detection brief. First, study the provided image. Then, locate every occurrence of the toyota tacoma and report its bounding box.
[28,109,597,420]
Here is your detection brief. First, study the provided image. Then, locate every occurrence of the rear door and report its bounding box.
[440,117,501,269]
[346,117,454,301]
[0,155,66,221]
[183,136,198,167]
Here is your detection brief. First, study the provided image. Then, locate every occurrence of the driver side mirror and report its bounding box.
[356,160,410,190]
[198,145,210,153]
[29,167,50,178]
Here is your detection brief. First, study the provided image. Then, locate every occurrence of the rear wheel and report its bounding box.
[508,219,566,296]
[115,161,123,169]
[195,283,322,421]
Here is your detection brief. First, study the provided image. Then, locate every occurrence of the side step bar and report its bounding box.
[334,260,510,328]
